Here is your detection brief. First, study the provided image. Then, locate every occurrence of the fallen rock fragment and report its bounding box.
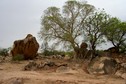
[87,57,118,75]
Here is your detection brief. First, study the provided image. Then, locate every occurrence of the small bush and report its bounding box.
[65,51,74,58]
[120,45,126,53]
[42,49,65,56]
[0,48,9,56]
[43,50,54,56]
[95,50,104,55]
[12,54,24,61]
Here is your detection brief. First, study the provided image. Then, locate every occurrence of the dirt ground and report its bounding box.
[0,57,126,84]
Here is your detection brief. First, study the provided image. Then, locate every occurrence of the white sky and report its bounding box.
[0,0,126,49]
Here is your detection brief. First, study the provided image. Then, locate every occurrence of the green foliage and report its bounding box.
[84,9,110,54]
[95,50,104,55]
[42,50,53,56]
[42,49,74,57]
[65,51,74,57]
[119,42,126,53]
[0,48,9,56]
[39,0,95,54]
[103,17,126,52]
[12,54,24,61]
[42,49,65,56]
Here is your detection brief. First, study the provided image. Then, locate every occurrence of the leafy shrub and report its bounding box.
[12,54,24,61]
[65,51,74,57]
[96,50,104,54]
[42,50,53,56]
[0,48,9,56]
[119,44,126,53]
[42,49,74,58]
[42,50,65,56]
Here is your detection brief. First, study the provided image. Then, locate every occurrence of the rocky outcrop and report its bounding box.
[80,42,88,49]
[11,34,39,60]
[79,42,89,59]
[87,57,118,75]
[24,61,68,71]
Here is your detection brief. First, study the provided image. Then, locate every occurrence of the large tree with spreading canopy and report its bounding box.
[39,1,95,58]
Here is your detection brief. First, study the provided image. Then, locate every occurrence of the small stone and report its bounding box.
[24,61,37,71]
[121,73,126,79]
[121,63,126,68]
[115,70,123,77]
[56,66,71,73]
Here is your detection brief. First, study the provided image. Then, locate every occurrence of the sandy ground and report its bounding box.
[0,58,126,84]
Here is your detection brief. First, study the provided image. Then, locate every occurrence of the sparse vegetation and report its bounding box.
[42,49,65,56]
[65,51,74,57]
[0,48,9,57]
[12,54,25,61]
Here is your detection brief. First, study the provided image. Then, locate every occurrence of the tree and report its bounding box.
[41,41,49,56]
[83,10,110,59]
[104,17,126,52]
[39,1,95,58]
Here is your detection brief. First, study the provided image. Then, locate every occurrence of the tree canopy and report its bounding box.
[84,10,110,54]
[39,0,126,59]
[104,17,126,52]
[39,1,95,57]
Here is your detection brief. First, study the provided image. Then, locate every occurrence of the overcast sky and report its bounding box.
[0,0,126,49]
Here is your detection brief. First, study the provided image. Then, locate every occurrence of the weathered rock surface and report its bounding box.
[11,34,39,60]
[24,61,38,71]
[24,60,68,71]
[87,57,118,75]
[80,42,88,49]
[121,73,126,79]
[115,63,126,79]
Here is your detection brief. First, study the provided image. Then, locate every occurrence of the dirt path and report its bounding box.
[0,60,126,84]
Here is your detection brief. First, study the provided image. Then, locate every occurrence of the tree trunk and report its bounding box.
[90,43,96,60]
